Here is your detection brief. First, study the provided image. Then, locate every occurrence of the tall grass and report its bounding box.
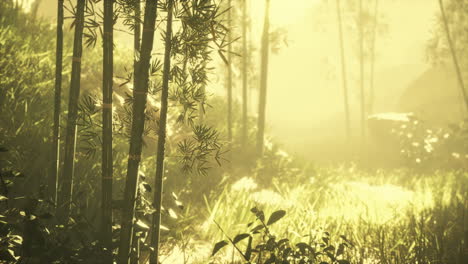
[199,168,467,263]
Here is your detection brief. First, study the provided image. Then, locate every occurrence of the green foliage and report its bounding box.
[0,0,59,195]
[212,207,352,264]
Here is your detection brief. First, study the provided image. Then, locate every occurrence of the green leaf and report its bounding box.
[212,240,228,256]
[0,195,8,202]
[337,243,345,256]
[233,233,250,244]
[267,210,286,225]
[135,219,150,230]
[250,224,265,233]
[142,183,152,192]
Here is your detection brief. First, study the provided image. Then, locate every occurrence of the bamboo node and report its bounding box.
[143,27,153,32]
[128,154,141,161]
[133,90,147,95]
[102,103,113,109]
[72,57,81,63]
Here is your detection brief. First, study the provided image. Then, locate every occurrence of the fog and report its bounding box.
[2,0,467,263]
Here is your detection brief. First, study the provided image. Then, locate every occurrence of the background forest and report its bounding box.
[0,0,467,263]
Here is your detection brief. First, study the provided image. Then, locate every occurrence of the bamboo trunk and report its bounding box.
[335,0,351,143]
[256,0,270,158]
[130,2,141,263]
[102,0,114,262]
[241,0,248,148]
[118,0,159,263]
[149,1,173,263]
[56,0,86,224]
[50,0,64,206]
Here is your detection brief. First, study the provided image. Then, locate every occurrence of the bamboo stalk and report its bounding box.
[50,0,64,207]
[101,0,114,262]
[56,0,86,224]
[149,2,173,263]
[118,0,159,262]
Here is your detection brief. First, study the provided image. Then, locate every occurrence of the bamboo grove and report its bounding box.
[1,0,468,263]
[44,0,232,263]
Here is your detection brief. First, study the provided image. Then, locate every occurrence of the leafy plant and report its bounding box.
[212,207,352,264]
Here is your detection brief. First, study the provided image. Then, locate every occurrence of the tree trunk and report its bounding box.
[256,0,270,158]
[149,1,173,263]
[241,0,248,148]
[56,0,86,224]
[368,0,379,115]
[438,0,468,114]
[50,0,64,207]
[102,0,114,262]
[227,0,233,143]
[118,0,159,263]
[335,0,351,143]
[359,0,366,153]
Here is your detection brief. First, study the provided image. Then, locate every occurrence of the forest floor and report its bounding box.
[159,167,467,263]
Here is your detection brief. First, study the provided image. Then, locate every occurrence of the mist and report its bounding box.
[1,0,467,263]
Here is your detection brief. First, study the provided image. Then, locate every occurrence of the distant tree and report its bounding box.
[241,0,248,148]
[335,0,351,143]
[101,0,114,261]
[368,0,379,115]
[359,0,366,150]
[437,0,468,113]
[149,2,173,263]
[335,0,385,147]
[225,0,233,144]
[56,0,86,223]
[49,0,64,206]
[256,0,271,158]
[118,0,159,262]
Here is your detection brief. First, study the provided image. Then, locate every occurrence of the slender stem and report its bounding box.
[50,0,64,207]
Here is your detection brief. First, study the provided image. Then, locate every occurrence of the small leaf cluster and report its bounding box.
[212,207,352,264]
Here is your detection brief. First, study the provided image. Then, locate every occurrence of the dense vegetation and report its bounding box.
[0,0,467,263]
